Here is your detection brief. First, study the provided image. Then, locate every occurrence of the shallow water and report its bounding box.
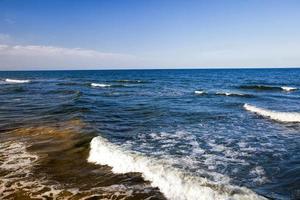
[0,69,300,199]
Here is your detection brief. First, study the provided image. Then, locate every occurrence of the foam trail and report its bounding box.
[91,83,111,87]
[244,104,300,123]
[217,92,232,96]
[240,85,297,92]
[88,136,265,200]
[216,92,247,97]
[5,78,30,83]
[281,86,297,91]
[194,90,205,95]
[115,80,143,83]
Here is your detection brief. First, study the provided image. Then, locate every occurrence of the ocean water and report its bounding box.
[0,69,300,200]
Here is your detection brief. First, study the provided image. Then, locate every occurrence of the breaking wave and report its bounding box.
[239,85,297,92]
[91,83,111,87]
[194,90,205,95]
[281,86,297,91]
[88,136,265,200]
[5,78,31,83]
[216,92,252,97]
[244,104,300,123]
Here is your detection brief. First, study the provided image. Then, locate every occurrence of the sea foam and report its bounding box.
[216,92,248,97]
[194,90,205,95]
[5,78,30,83]
[91,83,111,87]
[240,85,297,92]
[244,104,300,123]
[281,86,297,91]
[88,136,265,200]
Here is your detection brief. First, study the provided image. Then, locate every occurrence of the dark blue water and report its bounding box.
[0,69,300,200]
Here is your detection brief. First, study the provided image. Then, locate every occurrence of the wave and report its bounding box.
[5,78,30,83]
[216,92,251,97]
[239,85,297,92]
[244,104,300,123]
[281,86,297,91]
[194,90,205,95]
[88,136,265,200]
[91,83,111,87]
[56,82,80,86]
[114,80,145,83]
[45,89,82,96]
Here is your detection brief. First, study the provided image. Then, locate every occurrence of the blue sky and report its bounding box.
[0,0,300,70]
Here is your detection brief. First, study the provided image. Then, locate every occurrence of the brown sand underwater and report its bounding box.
[0,120,166,200]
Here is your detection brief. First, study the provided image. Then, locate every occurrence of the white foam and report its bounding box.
[130,131,247,183]
[244,104,300,123]
[0,141,142,199]
[249,166,268,185]
[0,141,39,198]
[5,78,30,83]
[217,92,232,96]
[194,90,205,95]
[216,92,245,96]
[281,86,297,91]
[91,83,111,87]
[88,136,265,200]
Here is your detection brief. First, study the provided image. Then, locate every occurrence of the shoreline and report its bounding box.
[0,120,165,199]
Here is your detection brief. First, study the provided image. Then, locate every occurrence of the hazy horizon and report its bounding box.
[1,66,300,72]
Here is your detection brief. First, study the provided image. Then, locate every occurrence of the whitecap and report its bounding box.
[88,136,265,200]
[5,78,30,83]
[244,104,300,123]
[216,92,246,96]
[91,83,111,87]
[194,90,205,95]
[217,92,232,96]
[281,86,297,91]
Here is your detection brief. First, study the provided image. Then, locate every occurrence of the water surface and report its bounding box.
[0,69,300,199]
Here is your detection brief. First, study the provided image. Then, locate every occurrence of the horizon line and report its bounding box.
[0,66,300,72]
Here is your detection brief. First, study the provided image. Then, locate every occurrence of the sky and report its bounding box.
[0,0,300,70]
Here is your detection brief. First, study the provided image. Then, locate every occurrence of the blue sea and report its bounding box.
[0,69,299,200]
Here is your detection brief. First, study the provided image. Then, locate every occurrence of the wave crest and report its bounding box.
[88,136,264,200]
[244,104,300,123]
[91,83,111,87]
[216,92,251,97]
[239,85,297,92]
[5,78,30,83]
[281,86,297,91]
[194,90,205,95]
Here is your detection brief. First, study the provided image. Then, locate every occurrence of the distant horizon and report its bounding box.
[1,66,300,72]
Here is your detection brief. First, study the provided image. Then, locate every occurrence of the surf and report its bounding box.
[244,104,300,123]
[5,78,31,83]
[194,90,205,95]
[280,86,297,91]
[88,136,265,200]
[91,83,111,87]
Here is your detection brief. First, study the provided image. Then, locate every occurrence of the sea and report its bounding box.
[0,69,299,200]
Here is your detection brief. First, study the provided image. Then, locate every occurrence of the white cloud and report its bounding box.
[0,42,299,70]
[0,44,139,70]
